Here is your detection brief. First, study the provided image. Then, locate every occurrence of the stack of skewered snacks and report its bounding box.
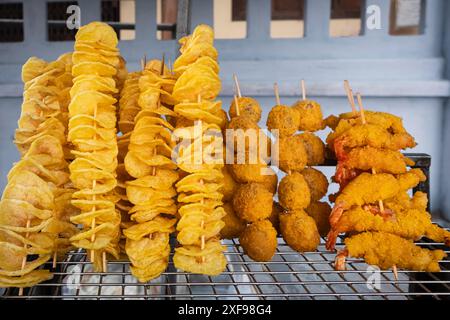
[227,75,278,262]
[2,54,78,292]
[15,54,73,158]
[171,24,227,275]
[122,59,178,282]
[115,71,141,255]
[326,86,449,272]
[68,22,122,272]
[0,134,73,289]
[291,81,330,236]
[267,83,321,253]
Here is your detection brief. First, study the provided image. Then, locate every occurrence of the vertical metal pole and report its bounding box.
[176,0,190,39]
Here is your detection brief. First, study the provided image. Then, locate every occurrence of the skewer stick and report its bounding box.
[233,74,242,98]
[196,94,206,263]
[356,92,398,281]
[233,95,240,116]
[274,83,281,106]
[344,81,357,114]
[18,219,31,296]
[301,79,306,101]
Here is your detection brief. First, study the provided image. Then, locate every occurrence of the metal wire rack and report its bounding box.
[2,153,449,300]
[1,236,449,300]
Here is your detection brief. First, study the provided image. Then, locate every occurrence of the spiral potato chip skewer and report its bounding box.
[68,22,122,272]
[172,25,227,275]
[123,59,178,282]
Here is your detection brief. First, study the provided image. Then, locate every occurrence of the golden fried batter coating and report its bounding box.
[339,146,409,173]
[306,201,331,237]
[332,124,416,159]
[278,172,311,210]
[297,132,325,165]
[221,202,246,239]
[266,105,299,137]
[269,201,283,233]
[260,167,278,194]
[229,97,262,123]
[233,183,273,222]
[292,100,324,132]
[230,162,268,184]
[280,210,320,252]
[239,220,277,261]
[345,232,446,272]
[227,116,270,156]
[336,170,426,210]
[221,166,238,201]
[328,199,450,248]
[227,115,259,131]
[301,167,328,201]
[277,135,308,173]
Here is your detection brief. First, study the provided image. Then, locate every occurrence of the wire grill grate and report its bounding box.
[1,236,449,300]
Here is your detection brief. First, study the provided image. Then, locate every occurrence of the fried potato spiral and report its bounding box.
[68,22,122,271]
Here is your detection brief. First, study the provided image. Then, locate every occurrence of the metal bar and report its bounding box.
[176,0,190,39]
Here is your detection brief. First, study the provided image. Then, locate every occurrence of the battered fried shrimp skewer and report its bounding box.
[326,199,450,250]
[335,232,446,273]
[329,169,426,228]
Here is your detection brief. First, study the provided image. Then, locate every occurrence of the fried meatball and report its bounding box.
[266,105,300,137]
[215,109,229,130]
[229,97,262,123]
[280,210,320,252]
[221,166,238,201]
[221,202,246,239]
[269,201,283,233]
[277,135,308,173]
[227,116,270,156]
[230,162,267,183]
[297,132,325,165]
[239,220,277,261]
[233,183,273,222]
[292,99,324,132]
[305,201,331,237]
[260,167,278,194]
[301,167,328,201]
[278,172,311,210]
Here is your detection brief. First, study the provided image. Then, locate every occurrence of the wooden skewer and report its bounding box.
[233,74,242,98]
[18,219,31,296]
[196,94,206,263]
[274,83,281,106]
[356,92,398,281]
[301,79,306,101]
[233,95,240,116]
[344,80,357,114]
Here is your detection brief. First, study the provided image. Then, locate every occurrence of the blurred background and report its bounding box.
[0,0,449,221]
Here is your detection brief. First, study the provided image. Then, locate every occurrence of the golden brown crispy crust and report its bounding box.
[232,183,273,222]
[301,167,328,201]
[221,166,238,202]
[278,172,311,210]
[221,202,246,239]
[292,100,324,132]
[280,210,320,252]
[277,135,308,173]
[266,105,299,137]
[239,219,277,262]
[305,201,331,237]
[230,162,268,184]
[229,97,262,123]
[268,201,283,233]
[345,232,446,272]
[297,132,325,166]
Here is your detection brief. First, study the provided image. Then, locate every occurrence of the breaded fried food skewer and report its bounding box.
[335,232,446,273]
